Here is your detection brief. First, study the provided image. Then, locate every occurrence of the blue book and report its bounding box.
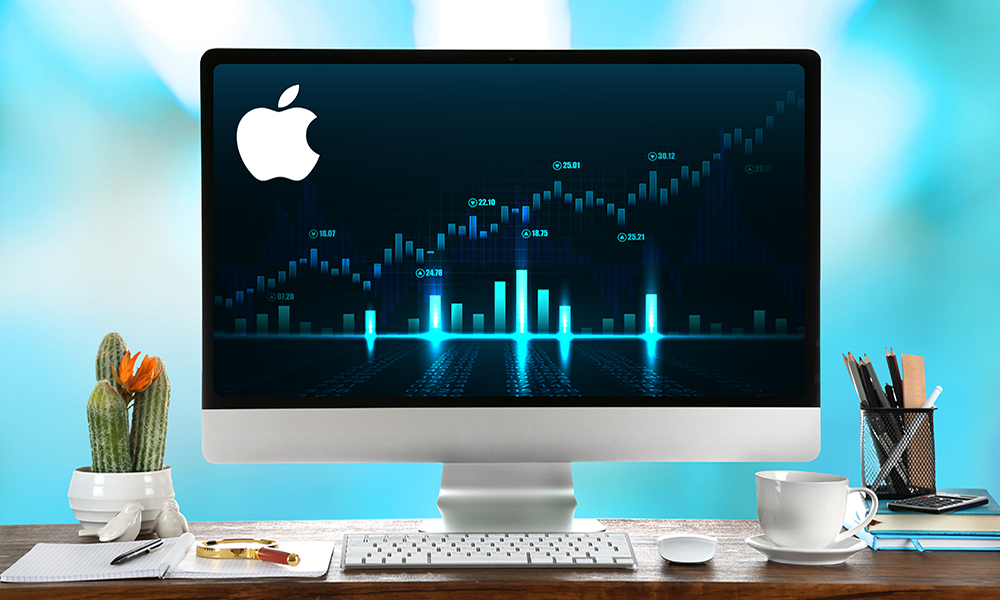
[857,531,1000,551]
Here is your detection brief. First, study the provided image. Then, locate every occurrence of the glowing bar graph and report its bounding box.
[494,281,506,333]
[429,295,442,333]
[537,289,549,333]
[343,313,355,334]
[754,310,765,334]
[559,305,571,334]
[624,313,636,334]
[689,315,701,334]
[256,314,267,335]
[603,318,614,335]
[310,249,317,268]
[473,313,484,334]
[645,294,657,334]
[278,306,290,334]
[365,310,376,335]
[437,233,445,250]
[515,270,527,334]
[451,303,463,334]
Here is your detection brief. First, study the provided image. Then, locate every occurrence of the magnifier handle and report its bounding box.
[256,547,300,566]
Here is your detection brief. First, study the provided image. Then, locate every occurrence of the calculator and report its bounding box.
[887,493,989,514]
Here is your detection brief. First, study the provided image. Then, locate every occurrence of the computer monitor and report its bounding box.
[202,49,820,532]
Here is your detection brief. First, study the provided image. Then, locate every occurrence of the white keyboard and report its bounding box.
[341,532,637,568]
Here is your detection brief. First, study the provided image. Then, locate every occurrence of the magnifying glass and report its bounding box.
[197,538,300,566]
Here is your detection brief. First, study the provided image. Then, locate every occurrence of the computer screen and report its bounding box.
[202,49,820,531]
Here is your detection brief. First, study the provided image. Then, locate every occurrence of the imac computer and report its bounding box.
[202,49,820,532]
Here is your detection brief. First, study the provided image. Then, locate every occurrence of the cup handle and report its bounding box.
[835,486,878,544]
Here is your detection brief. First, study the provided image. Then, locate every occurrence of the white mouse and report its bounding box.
[657,533,717,564]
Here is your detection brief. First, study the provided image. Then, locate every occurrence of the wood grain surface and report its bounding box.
[1,519,998,599]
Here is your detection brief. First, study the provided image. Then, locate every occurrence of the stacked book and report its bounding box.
[845,488,1000,551]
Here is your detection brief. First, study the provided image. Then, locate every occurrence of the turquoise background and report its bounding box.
[1,0,997,525]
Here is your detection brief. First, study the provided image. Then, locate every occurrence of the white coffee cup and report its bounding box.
[756,470,878,549]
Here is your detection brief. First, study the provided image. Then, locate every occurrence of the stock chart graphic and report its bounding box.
[210,62,810,406]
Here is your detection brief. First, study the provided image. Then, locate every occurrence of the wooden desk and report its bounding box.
[1,519,998,599]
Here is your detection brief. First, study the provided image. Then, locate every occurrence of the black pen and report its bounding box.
[111,539,164,566]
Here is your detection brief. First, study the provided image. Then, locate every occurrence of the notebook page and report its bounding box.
[167,540,334,578]
[1,533,195,583]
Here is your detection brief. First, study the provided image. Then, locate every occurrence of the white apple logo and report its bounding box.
[236,84,319,182]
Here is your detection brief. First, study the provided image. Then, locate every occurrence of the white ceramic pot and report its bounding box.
[68,466,174,534]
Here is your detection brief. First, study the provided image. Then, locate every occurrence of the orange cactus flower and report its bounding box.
[113,351,162,394]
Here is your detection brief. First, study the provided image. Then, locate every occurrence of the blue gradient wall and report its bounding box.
[1,0,997,526]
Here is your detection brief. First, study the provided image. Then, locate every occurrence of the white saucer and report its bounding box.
[745,535,867,566]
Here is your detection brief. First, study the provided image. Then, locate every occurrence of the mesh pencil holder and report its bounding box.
[860,406,936,500]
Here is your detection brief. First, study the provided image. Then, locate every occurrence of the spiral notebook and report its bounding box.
[1,533,195,583]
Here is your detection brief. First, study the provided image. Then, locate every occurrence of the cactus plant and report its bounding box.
[87,333,171,473]
[95,332,128,384]
[130,357,170,472]
[87,381,131,473]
